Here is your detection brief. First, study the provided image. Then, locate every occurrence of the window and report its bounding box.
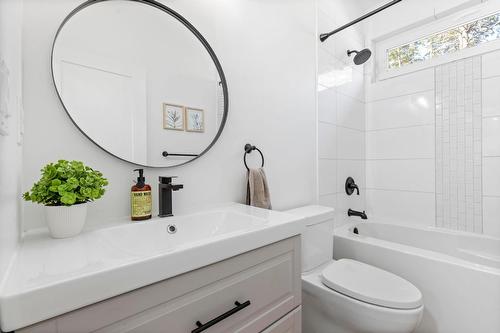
[387,11,500,69]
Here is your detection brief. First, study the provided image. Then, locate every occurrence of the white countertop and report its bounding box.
[0,203,310,331]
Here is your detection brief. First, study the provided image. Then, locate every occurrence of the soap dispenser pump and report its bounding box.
[131,169,152,221]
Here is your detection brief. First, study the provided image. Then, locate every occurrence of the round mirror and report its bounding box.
[51,0,228,167]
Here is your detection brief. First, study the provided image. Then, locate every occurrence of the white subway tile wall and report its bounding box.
[435,57,483,233]
[366,159,435,193]
[365,50,500,237]
[482,76,500,117]
[483,117,500,156]
[483,196,500,237]
[483,156,500,197]
[365,69,436,226]
[337,127,365,160]
[318,122,337,159]
[365,68,435,103]
[317,3,366,228]
[320,5,500,237]
[482,51,500,237]
[365,90,435,130]
[318,159,337,196]
[365,125,435,160]
[366,189,436,227]
[482,50,500,79]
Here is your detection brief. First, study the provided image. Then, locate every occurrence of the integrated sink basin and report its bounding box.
[0,203,308,331]
[98,211,269,256]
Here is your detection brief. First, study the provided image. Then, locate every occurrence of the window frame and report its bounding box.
[375,2,500,81]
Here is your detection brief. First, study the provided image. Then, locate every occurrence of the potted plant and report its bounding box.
[23,160,108,238]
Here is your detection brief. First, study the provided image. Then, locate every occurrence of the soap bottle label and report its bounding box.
[131,191,152,218]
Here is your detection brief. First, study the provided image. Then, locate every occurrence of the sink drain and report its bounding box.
[167,224,177,234]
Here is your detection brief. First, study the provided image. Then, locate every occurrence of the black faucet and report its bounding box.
[158,176,183,217]
[348,209,367,220]
[345,177,360,195]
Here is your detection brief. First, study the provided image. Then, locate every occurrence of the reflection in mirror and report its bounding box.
[52,0,227,167]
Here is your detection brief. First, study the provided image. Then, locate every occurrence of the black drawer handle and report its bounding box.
[191,300,251,333]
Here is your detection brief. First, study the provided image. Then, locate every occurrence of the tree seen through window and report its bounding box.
[388,12,500,69]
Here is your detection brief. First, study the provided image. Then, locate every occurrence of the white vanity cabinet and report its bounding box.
[261,307,301,333]
[16,236,301,333]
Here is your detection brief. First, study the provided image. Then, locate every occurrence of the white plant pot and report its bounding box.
[44,203,88,239]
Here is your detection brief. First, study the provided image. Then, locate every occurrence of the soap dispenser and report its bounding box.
[131,169,152,221]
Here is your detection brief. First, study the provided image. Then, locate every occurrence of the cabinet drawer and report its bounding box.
[18,236,301,333]
[97,251,297,332]
[261,307,301,333]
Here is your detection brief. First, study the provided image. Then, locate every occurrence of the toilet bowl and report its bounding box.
[285,206,423,333]
[302,259,423,333]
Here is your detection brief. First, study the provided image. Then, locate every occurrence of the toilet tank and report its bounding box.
[285,205,335,272]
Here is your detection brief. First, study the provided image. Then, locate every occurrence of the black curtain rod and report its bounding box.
[320,0,403,42]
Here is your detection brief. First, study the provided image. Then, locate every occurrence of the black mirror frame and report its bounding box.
[51,0,229,168]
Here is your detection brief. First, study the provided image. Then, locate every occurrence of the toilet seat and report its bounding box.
[321,259,423,310]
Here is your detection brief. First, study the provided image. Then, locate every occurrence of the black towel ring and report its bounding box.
[244,143,264,171]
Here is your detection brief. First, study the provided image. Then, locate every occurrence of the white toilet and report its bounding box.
[286,206,423,333]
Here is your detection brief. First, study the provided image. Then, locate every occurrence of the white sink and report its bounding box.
[98,211,268,256]
[0,203,308,331]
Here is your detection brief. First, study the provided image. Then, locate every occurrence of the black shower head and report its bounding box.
[347,48,372,65]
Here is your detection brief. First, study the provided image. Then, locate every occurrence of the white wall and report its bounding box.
[317,0,366,227]
[315,0,480,228]
[481,50,500,237]
[364,0,500,237]
[365,69,436,227]
[0,0,23,284]
[362,0,483,41]
[21,0,317,231]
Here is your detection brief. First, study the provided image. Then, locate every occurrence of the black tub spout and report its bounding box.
[348,209,367,220]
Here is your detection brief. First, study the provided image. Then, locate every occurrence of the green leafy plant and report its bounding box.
[23,160,108,206]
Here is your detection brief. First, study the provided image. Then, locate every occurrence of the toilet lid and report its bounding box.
[321,259,423,309]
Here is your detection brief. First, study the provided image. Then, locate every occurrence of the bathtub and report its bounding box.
[333,222,500,333]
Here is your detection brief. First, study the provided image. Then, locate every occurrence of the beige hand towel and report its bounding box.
[246,168,272,209]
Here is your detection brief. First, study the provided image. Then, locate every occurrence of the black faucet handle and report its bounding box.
[354,185,360,195]
[172,184,184,191]
[345,177,360,196]
[159,176,178,184]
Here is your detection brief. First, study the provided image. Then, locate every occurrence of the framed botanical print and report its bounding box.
[185,107,205,132]
[163,103,185,130]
